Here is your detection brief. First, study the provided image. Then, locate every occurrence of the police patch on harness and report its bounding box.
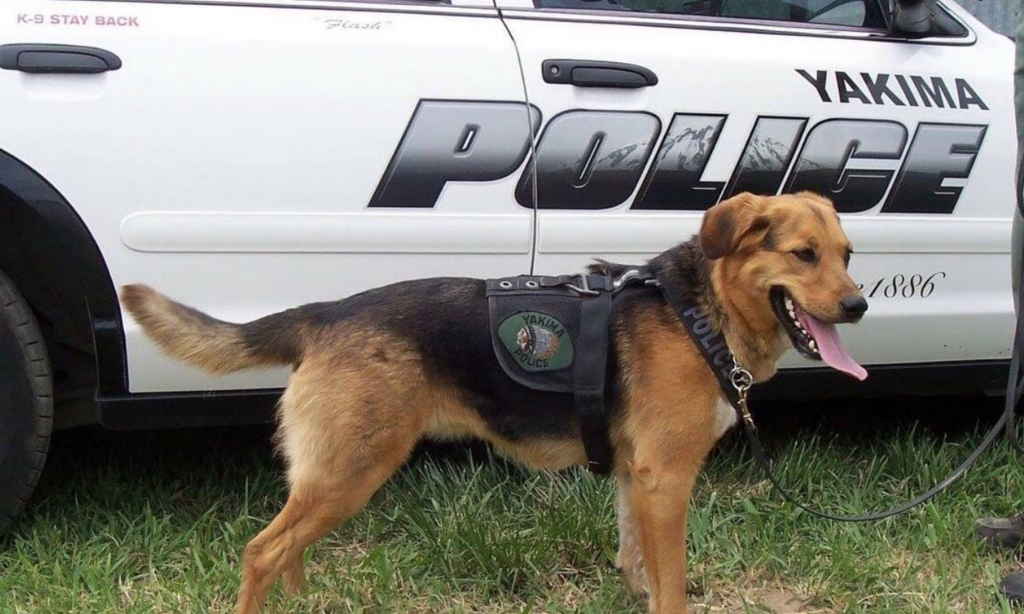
[498,311,573,371]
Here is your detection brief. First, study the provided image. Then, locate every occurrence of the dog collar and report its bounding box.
[649,267,754,413]
[611,264,754,411]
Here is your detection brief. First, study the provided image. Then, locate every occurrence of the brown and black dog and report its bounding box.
[121,191,867,614]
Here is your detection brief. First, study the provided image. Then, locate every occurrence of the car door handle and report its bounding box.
[0,44,122,74]
[542,59,658,89]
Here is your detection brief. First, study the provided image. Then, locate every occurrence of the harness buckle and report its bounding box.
[613,269,642,291]
[564,275,600,296]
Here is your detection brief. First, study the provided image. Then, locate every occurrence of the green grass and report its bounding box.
[2,395,1023,613]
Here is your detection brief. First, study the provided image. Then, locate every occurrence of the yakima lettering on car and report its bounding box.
[797,70,989,110]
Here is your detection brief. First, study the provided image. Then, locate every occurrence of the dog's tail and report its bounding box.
[120,284,303,374]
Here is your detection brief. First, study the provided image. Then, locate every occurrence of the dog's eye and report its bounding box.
[791,248,817,263]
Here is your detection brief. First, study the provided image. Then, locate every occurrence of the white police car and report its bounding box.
[0,0,1014,530]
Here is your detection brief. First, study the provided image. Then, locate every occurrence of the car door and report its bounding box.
[496,0,1016,372]
[0,0,534,393]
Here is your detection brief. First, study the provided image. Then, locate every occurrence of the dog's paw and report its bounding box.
[616,533,649,598]
[616,555,649,598]
[626,567,651,599]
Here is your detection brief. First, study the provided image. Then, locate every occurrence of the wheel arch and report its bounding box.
[0,148,126,425]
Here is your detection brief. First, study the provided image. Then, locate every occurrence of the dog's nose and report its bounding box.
[839,296,868,321]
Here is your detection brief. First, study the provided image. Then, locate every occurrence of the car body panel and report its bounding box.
[0,0,1015,398]
[1,0,534,392]
[499,1,1016,373]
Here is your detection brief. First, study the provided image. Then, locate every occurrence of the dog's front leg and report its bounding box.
[616,475,649,596]
[629,461,697,614]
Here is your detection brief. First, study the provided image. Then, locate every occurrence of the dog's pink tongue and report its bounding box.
[795,309,868,381]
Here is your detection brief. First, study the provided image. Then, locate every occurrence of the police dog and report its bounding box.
[121,191,867,614]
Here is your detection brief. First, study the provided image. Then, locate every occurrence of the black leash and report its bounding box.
[1004,279,1024,454]
[652,266,1015,523]
[1005,151,1024,453]
[739,386,1006,522]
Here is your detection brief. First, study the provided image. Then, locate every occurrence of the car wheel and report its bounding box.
[0,267,52,535]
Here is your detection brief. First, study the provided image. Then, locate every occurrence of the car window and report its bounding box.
[534,0,884,29]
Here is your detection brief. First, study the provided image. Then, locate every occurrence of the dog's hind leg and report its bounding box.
[235,482,363,614]
[280,555,307,598]
[235,336,431,614]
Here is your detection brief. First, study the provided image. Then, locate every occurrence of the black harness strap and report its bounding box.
[655,267,1008,522]
[652,267,742,413]
[575,275,615,474]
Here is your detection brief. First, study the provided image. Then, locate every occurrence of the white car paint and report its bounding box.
[0,0,1015,394]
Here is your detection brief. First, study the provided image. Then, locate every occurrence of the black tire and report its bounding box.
[0,268,52,535]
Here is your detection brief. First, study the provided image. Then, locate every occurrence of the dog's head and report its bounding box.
[700,191,867,380]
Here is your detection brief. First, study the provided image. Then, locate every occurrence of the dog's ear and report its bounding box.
[794,190,835,209]
[699,193,771,260]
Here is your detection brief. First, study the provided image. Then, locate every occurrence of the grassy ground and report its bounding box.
[2,395,1023,613]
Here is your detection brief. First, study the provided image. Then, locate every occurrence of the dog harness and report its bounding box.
[486,265,733,475]
[490,264,1002,521]
[487,273,620,474]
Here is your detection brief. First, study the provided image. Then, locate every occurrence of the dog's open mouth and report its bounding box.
[770,287,867,381]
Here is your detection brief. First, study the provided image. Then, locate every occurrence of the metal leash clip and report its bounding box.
[729,365,756,426]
